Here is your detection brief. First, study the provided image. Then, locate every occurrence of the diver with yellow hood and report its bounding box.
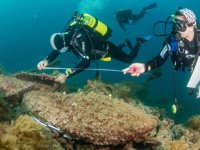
[37,11,149,83]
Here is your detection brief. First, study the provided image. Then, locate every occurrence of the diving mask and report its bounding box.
[171,15,188,32]
[171,15,193,32]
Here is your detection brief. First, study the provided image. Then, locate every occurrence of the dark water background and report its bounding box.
[0,0,199,123]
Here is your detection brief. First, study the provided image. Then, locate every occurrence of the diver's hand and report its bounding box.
[55,73,68,83]
[37,60,48,70]
[122,63,145,76]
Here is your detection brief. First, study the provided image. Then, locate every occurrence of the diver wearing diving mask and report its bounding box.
[123,8,200,99]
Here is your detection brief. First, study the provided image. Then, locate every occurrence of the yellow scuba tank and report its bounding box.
[70,13,112,39]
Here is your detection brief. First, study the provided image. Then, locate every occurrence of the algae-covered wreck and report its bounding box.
[1,72,200,150]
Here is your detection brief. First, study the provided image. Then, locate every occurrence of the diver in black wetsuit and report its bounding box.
[123,8,200,98]
[37,12,148,83]
[116,3,157,31]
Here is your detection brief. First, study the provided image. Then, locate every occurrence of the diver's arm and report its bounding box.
[45,50,60,63]
[37,50,60,70]
[122,39,171,76]
[67,58,90,78]
[122,46,169,76]
[144,44,170,72]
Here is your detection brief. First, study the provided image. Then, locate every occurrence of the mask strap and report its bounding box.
[60,32,70,50]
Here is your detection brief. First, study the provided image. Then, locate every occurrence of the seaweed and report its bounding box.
[0,89,30,120]
[112,82,134,100]
[0,115,63,150]
[0,65,6,75]
[0,90,10,121]
[134,83,149,100]
[8,103,30,119]
[84,79,113,95]
[186,115,200,130]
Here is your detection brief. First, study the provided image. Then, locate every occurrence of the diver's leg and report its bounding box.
[126,40,141,62]
[126,36,152,61]
[118,39,135,49]
[108,42,131,64]
[118,41,127,49]
[119,39,141,60]
[143,3,157,11]
[107,41,140,64]
[134,3,157,22]
[140,3,157,16]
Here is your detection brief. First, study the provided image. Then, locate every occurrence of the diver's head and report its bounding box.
[50,32,70,51]
[172,8,196,37]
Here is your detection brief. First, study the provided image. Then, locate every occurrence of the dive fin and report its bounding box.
[144,35,152,41]
[143,3,157,11]
[136,35,152,43]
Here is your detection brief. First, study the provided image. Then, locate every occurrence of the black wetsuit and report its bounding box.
[144,32,199,72]
[45,26,141,78]
[116,3,157,31]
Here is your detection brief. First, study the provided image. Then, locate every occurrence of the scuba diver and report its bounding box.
[37,12,149,83]
[116,3,157,31]
[123,8,200,99]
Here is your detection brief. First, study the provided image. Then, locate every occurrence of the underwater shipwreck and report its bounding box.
[1,72,200,150]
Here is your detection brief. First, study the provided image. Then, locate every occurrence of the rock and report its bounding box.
[0,74,33,104]
[13,72,60,92]
[23,90,157,145]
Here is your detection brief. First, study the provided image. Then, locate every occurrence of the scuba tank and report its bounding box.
[69,12,112,39]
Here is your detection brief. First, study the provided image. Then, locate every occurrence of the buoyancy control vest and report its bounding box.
[170,28,200,71]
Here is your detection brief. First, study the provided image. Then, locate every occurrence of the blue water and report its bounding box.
[0,0,199,123]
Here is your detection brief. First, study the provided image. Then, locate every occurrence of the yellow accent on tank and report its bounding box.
[81,14,96,27]
[100,57,112,62]
[95,20,108,36]
[81,13,108,36]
